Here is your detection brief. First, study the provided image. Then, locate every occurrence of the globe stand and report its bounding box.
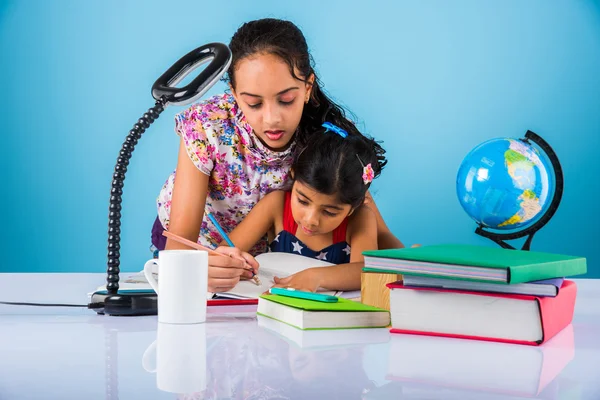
[474,130,564,251]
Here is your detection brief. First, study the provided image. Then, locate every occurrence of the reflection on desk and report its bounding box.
[257,315,390,349]
[201,312,379,400]
[142,323,207,394]
[370,324,574,399]
[0,275,599,399]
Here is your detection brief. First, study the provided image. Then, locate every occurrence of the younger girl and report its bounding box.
[221,122,386,292]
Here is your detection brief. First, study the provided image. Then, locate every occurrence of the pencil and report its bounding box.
[206,213,262,286]
[207,213,235,247]
[162,230,260,286]
[162,230,223,256]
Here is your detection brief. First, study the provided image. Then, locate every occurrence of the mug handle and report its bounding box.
[141,340,157,373]
[144,259,159,294]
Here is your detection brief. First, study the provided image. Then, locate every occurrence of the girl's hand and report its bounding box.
[214,246,259,273]
[273,268,322,293]
[207,247,259,292]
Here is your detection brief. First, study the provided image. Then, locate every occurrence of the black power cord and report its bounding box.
[0,301,103,309]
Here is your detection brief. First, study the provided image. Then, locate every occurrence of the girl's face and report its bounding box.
[290,181,352,237]
[231,53,314,151]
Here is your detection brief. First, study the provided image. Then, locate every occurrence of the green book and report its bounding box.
[362,244,587,284]
[257,294,390,330]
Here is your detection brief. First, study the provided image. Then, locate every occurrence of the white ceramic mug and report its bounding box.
[144,250,208,324]
[142,322,207,394]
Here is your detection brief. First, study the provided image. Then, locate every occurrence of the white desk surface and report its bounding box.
[1,273,599,399]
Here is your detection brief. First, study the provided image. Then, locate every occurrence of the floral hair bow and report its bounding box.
[322,122,348,138]
[356,154,374,185]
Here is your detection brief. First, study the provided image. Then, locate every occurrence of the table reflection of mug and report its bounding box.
[143,322,207,394]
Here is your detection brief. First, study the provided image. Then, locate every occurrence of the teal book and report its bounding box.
[257,294,390,330]
[362,244,586,284]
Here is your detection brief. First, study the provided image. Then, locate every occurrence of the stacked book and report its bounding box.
[257,294,390,330]
[362,244,587,346]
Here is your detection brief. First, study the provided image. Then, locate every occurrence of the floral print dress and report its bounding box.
[156,93,295,255]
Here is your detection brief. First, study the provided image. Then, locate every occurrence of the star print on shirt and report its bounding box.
[273,234,280,242]
[292,241,304,254]
[342,245,351,255]
[316,252,328,261]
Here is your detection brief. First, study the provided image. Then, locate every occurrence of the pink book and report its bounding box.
[387,280,577,346]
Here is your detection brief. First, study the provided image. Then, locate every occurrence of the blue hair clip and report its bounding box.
[322,122,348,138]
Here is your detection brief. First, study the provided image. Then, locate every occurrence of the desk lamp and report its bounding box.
[93,43,231,316]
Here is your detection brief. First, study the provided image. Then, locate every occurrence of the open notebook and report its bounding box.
[91,252,360,300]
[212,252,361,300]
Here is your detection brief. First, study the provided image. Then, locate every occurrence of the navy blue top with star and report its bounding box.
[269,192,351,264]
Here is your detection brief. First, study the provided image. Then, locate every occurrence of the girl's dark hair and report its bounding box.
[227,18,385,155]
[293,126,387,210]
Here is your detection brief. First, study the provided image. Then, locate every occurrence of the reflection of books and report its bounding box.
[383,324,574,398]
[257,315,390,349]
[363,381,561,400]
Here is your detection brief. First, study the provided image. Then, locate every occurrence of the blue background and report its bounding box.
[1,1,599,277]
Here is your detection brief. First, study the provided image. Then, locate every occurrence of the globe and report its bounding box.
[456,137,556,231]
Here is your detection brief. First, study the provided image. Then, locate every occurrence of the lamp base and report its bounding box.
[90,292,157,316]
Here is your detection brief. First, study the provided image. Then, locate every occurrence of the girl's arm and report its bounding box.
[364,191,405,249]
[166,138,256,292]
[221,190,284,252]
[273,206,378,292]
[166,138,209,249]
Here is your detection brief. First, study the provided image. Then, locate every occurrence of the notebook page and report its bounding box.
[213,252,337,299]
